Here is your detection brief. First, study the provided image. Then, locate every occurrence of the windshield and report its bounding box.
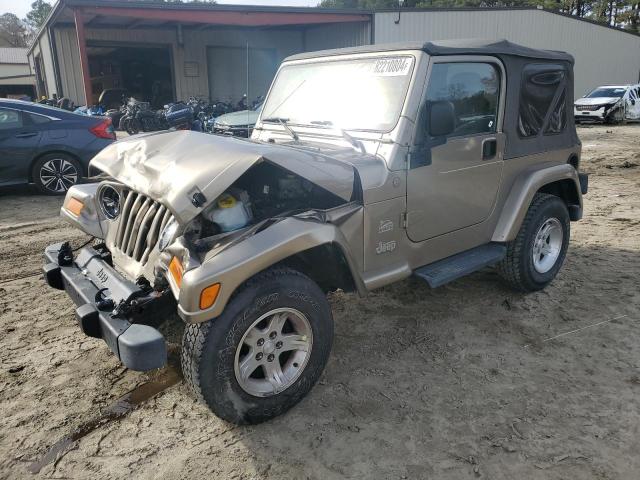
[586,87,627,98]
[261,55,415,132]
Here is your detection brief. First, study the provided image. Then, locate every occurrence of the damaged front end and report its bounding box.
[46,132,365,368]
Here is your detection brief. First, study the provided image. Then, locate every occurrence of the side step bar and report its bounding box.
[413,243,506,288]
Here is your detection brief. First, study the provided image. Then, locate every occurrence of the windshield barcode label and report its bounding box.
[372,58,412,76]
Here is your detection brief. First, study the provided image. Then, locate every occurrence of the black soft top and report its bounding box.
[285,38,574,64]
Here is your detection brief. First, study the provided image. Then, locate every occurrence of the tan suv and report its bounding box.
[43,39,588,424]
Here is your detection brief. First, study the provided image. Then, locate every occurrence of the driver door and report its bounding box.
[406,59,505,242]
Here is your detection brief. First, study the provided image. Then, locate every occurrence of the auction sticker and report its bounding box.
[372,57,412,76]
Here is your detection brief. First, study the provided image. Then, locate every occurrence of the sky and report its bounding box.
[0,0,319,20]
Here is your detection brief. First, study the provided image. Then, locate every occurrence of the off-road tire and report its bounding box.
[181,267,334,424]
[497,193,570,292]
[32,153,82,195]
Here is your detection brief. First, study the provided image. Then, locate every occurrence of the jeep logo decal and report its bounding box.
[96,268,109,284]
[376,241,397,254]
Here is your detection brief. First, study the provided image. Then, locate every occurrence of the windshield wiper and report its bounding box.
[262,117,299,142]
[310,120,366,154]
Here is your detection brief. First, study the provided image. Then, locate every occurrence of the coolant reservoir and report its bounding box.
[204,191,252,232]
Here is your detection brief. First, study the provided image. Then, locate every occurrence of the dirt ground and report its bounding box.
[1,124,639,480]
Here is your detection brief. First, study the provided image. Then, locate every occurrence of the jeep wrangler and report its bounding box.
[44,39,588,424]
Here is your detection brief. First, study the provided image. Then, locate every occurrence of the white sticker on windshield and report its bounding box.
[372,57,412,76]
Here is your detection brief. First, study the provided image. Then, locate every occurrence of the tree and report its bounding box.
[24,0,53,30]
[0,13,28,47]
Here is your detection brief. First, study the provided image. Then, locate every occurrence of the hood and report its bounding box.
[215,109,260,127]
[89,130,356,223]
[575,97,621,106]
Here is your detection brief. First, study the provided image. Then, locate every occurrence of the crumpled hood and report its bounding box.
[575,97,621,106]
[90,130,356,223]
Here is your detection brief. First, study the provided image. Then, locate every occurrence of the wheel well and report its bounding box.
[567,154,579,170]
[277,243,357,294]
[537,179,581,220]
[29,150,85,183]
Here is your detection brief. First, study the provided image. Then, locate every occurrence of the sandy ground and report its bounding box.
[1,124,639,480]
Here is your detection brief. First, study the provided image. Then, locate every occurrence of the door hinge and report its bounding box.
[401,212,408,229]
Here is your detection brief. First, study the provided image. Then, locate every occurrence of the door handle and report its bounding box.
[15,132,38,138]
[482,138,497,160]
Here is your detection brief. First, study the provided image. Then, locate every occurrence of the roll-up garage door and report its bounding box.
[207,46,277,103]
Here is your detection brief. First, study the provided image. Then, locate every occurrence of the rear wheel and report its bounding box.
[497,193,570,292]
[181,267,333,424]
[32,153,82,195]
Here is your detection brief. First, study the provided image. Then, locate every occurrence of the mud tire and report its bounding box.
[181,267,333,424]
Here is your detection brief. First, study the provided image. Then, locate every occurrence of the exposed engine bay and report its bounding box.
[184,161,348,253]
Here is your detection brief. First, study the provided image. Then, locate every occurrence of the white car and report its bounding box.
[574,84,640,124]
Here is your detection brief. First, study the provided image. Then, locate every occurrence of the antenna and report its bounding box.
[246,41,250,136]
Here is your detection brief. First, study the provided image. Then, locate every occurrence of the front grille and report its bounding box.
[113,189,174,265]
[576,105,600,111]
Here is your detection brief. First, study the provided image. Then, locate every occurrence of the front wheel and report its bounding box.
[497,193,570,292]
[181,267,334,424]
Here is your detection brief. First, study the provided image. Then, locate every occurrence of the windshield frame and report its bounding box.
[258,51,419,134]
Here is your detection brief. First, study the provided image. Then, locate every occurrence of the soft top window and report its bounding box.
[518,64,568,138]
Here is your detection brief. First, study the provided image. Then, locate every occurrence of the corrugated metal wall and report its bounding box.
[48,22,369,105]
[374,9,640,97]
[305,21,371,51]
[27,35,57,99]
[54,28,84,104]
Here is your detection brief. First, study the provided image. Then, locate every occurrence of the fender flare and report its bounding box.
[178,217,365,323]
[492,163,582,242]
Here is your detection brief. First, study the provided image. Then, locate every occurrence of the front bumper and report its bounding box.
[43,243,167,371]
[574,107,606,121]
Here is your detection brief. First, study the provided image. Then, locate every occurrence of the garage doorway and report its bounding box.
[87,44,174,109]
[207,46,277,105]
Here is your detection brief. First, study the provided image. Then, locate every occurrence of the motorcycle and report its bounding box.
[120,98,167,135]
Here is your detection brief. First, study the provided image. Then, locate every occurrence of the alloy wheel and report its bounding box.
[234,307,313,397]
[39,158,79,193]
[532,217,563,274]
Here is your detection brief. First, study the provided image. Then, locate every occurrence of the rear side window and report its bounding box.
[27,113,51,125]
[426,62,500,137]
[518,64,567,137]
[0,108,23,130]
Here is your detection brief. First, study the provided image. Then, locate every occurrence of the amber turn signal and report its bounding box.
[66,197,84,216]
[199,283,221,310]
[169,257,183,288]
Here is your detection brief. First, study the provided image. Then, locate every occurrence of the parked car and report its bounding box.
[44,39,587,425]
[574,84,640,124]
[0,99,115,195]
[212,101,263,137]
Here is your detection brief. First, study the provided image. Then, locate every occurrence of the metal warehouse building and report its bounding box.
[28,1,640,107]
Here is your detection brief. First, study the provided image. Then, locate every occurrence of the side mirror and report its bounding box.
[428,100,456,137]
[631,99,636,106]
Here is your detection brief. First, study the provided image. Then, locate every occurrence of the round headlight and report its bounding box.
[98,185,121,220]
[158,218,179,252]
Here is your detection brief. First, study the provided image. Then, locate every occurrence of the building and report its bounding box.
[0,48,35,99]
[27,1,640,107]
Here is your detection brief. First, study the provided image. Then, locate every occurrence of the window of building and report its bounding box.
[519,64,567,137]
[425,62,500,138]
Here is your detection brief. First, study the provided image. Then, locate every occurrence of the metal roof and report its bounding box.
[286,39,574,63]
[28,0,640,54]
[0,48,29,64]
